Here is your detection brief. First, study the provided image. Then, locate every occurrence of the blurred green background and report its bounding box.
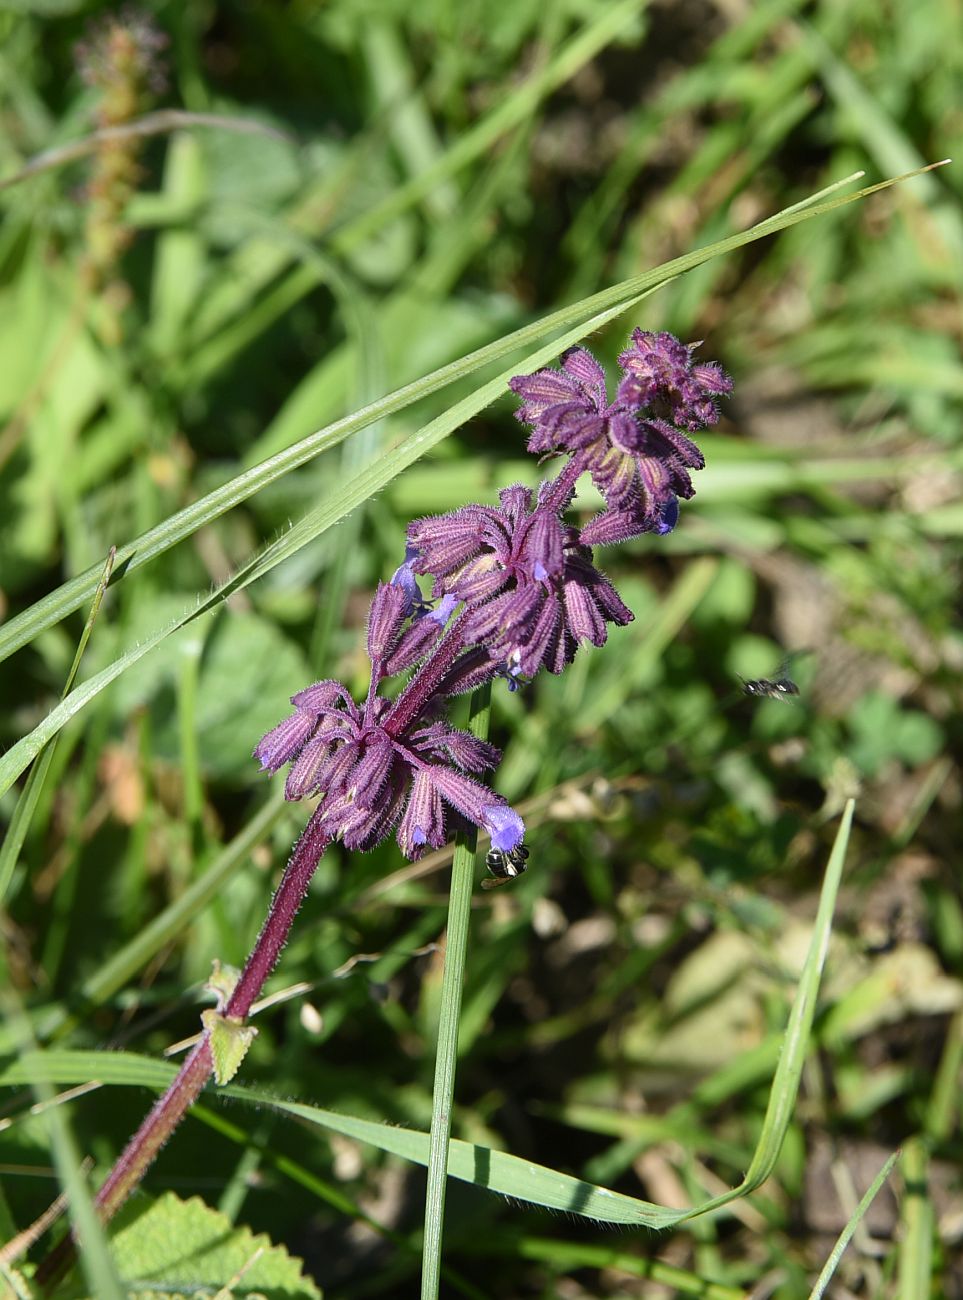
[1,0,961,1295]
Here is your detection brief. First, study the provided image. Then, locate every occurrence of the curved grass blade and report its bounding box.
[675,798,854,1219]
[0,164,942,670]
[0,290,657,798]
[2,801,854,1228]
[1,1050,681,1229]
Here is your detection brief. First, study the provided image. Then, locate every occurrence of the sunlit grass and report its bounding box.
[0,0,959,1295]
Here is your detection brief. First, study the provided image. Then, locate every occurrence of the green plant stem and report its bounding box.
[421,841,475,1300]
[898,1138,934,1298]
[421,683,491,1300]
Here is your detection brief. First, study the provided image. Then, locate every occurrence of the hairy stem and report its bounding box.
[36,810,330,1287]
[537,448,588,515]
[384,615,469,736]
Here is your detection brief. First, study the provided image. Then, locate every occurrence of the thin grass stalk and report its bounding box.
[898,1138,935,1297]
[421,682,491,1300]
[807,1150,899,1300]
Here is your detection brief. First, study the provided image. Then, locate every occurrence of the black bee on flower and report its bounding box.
[481,843,530,889]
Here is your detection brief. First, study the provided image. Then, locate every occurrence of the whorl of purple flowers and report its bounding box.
[509,329,731,543]
[256,330,730,862]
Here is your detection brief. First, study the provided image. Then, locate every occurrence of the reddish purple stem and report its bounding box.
[383,615,468,736]
[36,810,331,1286]
[40,599,483,1286]
[538,450,588,515]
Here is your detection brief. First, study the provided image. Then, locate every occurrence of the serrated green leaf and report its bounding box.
[201,1010,258,1087]
[101,1191,320,1300]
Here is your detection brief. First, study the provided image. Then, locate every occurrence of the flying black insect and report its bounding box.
[741,673,799,701]
[739,656,802,702]
[481,842,530,890]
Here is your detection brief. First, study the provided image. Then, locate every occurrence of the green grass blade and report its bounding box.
[1,994,124,1300]
[807,1149,899,1300]
[0,164,940,671]
[421,684,490,1300]
[0,547,115,907]
[0,290,657,798]
[2,1050,681,1228]
[898,1139,935,1299]
[681,798,854,1219]
[925,1009,963,1143]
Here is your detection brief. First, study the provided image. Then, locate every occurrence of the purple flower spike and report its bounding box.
[256,325,733,865]
[617,329,733,432]
[408,486,633,677]
[510,329,730,541]
[254,585,523,862]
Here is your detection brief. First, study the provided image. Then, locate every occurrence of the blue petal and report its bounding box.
[483,805,525,853]
[390,556,422,616]
[427,593,458,626]
[656,495,679,535]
